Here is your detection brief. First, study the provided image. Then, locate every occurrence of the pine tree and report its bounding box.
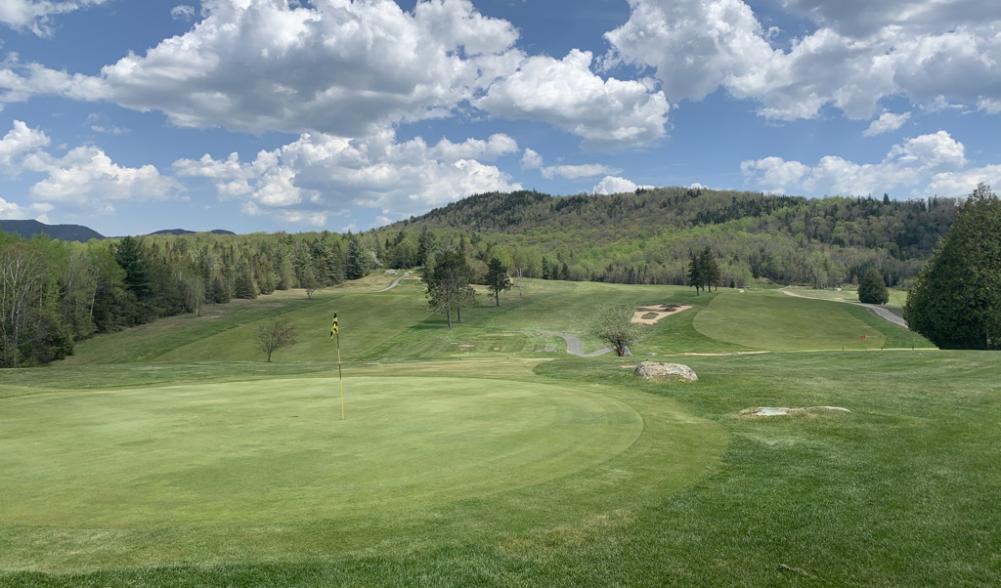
[233,263,257,299]
[699,247,721,292]
[114,236,151,300]
[346,234,367,280]
[687,253,703,295]
[858,267,888,304]
[417,226,436,267]
[485,257,513,306]
[906,183,1001,349]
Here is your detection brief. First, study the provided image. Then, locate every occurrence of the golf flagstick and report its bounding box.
[337,330,345,420]
[331,313,345,420]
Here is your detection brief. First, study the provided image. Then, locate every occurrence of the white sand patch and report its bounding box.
[740,406,852,418]
[631,304,692,325]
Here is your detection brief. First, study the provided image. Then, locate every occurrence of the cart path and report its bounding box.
[373,272,411,293]
[780,288,909,329]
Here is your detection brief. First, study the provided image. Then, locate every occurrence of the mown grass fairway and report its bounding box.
[2,275,1000,586]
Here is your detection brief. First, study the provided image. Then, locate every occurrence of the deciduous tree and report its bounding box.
[593,305,638,357]
[256,318,297,362]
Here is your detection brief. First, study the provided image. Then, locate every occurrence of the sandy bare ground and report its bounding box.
[780,288,909,329]
[631,304,692,325]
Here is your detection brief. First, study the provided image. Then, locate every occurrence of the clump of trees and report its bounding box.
[593,306,638,357]
[256,318,297,362]
[906,184,1001,349]
[0,230,377,368]
[424,249,476,328]
[858,267,889,304]
[687,247,721,295]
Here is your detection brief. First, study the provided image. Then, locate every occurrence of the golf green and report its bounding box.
[2,373,728,574]
[2,376,648,527]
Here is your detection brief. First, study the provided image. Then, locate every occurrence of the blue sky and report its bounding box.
[0,0,1000,235]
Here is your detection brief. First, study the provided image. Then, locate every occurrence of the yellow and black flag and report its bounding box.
[330,313,339,339]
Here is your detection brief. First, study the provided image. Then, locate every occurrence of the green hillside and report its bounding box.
[60,275,931,368]
[381,187,958,286]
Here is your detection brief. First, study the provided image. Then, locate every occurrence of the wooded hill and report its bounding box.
[0,219,104,242]
[378,187,958,288]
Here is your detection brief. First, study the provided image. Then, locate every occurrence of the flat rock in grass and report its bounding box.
[740,406,851,418]
[634,362,698,383]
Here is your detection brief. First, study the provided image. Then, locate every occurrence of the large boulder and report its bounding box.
[634,362,698,383]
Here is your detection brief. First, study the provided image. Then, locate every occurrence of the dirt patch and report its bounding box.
[631,304,692,325]
[740,406,852,418]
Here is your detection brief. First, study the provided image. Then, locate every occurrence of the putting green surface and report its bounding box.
[1,374,723,572]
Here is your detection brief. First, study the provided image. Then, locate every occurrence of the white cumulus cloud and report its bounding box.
[0,120,51,174]
[520,148,543,170]
[173,128,522,223]
[1,0,520,136]
[0,120,180,214]
[604,0,1001,120]
[0,196,52,222]
[741,130,971,195]
[477,49,669,147]
[592,176,649,195]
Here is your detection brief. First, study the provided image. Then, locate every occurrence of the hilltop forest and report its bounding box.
[0,187,959,367]
[379,187,958,287]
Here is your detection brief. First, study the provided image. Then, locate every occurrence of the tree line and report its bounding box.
[0,230,370,367]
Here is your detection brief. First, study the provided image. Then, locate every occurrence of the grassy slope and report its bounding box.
[60,276,928,367]
[6,273,998,587]
[695,289,931,351]
[782,285,910,313]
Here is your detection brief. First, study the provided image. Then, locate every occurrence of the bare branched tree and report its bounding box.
[256,318,297,362]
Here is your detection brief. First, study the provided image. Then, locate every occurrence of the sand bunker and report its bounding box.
[631,304,692,325]
[740,406,851,418]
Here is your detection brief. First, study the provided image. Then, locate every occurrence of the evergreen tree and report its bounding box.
[906,184,1001,349]
[346,234,367,280]
[485,257,512,306]
[233,263,257,299]
[114,236,151,300]
[699,247,721,292]
[209,276,231,303]
[858,267,889,304]
[687,253,703,295]
[417,226,436,267]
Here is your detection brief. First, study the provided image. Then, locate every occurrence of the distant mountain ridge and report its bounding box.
[148,228,237,236]
[0,219,104,242]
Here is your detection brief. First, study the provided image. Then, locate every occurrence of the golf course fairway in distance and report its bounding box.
[0,374,725,572]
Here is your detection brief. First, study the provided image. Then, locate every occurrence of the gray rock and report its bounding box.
[634,362,698,383]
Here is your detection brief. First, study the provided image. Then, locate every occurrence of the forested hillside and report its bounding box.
[0,231,369,367]
[379,187,958,288]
